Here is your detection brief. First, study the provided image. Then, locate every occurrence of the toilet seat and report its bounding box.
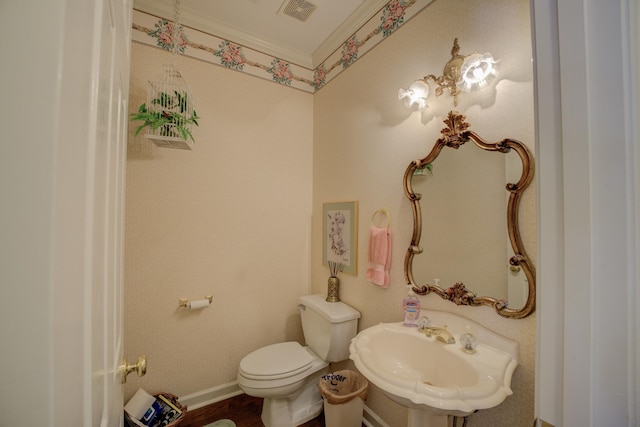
[239,342,312,381]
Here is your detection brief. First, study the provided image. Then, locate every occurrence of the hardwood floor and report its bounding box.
[179,393,327,427]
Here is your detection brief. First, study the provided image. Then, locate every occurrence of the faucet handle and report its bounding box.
[460,332,478,354]
[418,316,431,330]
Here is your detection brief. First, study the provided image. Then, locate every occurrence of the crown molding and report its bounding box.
[312,0,388,67]
[133,0,388,69]
[134,0,312,67]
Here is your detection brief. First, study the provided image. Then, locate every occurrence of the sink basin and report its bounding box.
[349,310,518,427]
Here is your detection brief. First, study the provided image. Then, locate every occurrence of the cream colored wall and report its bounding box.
[124,43,314,399]
[312,0,536,426]
[125,0,536,423]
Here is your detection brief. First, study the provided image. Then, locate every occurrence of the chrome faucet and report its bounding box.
[418,317,456,344]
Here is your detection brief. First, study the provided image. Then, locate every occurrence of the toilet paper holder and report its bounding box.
[179,295,213,309]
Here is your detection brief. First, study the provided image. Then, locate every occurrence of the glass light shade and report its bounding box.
[398,79,430,110]
[458,52,499,92]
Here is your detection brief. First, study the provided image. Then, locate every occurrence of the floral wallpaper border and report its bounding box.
[132,0,435,94]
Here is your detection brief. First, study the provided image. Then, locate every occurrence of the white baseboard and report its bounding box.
[179,382,390,427]
[362,405,392,427]
[178,381,243,411]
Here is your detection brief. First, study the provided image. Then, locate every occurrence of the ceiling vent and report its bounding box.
[278,0,317,22]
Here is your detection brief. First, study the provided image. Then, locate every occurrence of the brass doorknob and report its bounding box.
[121,355,147,384]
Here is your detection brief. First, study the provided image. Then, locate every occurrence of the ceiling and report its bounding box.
[133,0,390,68]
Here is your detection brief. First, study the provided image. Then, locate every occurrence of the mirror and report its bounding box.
[404,111,535,318]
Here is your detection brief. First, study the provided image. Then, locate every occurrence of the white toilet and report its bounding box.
[237,294,360,427]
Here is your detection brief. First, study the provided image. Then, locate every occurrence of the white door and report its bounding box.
[0,0,133,425]
[533,0,640,426]
[56,0,134,424]
[91,0,134,424]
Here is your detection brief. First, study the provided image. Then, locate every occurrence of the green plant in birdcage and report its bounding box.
[130,90,200,142]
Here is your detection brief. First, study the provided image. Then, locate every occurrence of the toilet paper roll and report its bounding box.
[125,388,156,420]
[188,299,210,310]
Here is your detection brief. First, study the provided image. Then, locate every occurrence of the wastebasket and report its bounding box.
[124,389,186,427]
[319,370,368,427]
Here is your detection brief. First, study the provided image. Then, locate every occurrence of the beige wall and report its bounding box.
[125,0,536,425]
[125,43,314,397]
[312,0,536,426]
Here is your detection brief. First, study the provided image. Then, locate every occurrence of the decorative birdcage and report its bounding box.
[130,0,199,150]
[142,64,198,150]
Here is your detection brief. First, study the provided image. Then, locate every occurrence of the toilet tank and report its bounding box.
[299,294,360,362]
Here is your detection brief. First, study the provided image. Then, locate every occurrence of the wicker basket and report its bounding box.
[124,392,187,427]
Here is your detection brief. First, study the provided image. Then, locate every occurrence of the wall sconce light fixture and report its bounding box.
[398,38,499,110]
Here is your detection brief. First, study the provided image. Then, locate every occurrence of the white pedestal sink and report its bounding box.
[349,310,519,427]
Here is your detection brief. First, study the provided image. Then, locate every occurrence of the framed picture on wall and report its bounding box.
[323,201,358,275]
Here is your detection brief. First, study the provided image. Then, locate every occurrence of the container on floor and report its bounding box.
[319,370,368,427]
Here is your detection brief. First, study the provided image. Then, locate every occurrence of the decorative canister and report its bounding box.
[326,276,340,302]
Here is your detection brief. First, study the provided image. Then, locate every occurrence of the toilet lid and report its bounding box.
[239,342,313,380]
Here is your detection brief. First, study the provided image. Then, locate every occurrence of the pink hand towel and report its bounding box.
[366,225,392,287]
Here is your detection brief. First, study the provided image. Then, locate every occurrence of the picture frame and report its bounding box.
[323,201,358,276]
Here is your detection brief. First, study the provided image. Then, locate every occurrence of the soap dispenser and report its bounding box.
[403,286,420,327]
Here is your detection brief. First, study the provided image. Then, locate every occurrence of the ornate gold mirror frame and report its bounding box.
[403,111,536,318]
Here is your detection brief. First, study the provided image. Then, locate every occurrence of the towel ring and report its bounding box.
[371,208,391,228]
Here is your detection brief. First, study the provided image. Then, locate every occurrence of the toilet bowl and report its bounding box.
[238,342,328,426]
[237,294,360,427]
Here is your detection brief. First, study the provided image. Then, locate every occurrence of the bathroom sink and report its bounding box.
[349,310,518,427]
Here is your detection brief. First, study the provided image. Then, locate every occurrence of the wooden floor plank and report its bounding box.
[178,393,327,427]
